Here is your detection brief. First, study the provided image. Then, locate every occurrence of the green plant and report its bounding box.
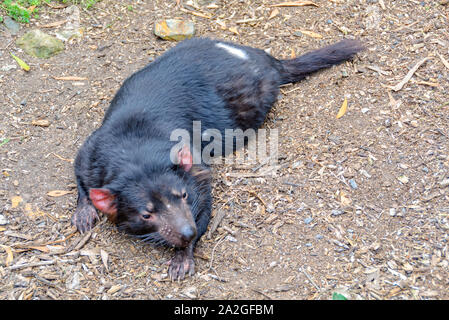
[0,0,100,23]
[58,0,100,10]
[1,0,41,23]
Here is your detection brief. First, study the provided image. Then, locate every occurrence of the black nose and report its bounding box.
[180,225,196,242]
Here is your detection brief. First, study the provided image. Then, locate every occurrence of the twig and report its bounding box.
[179,7,212,19]
[3,40,13,50]
[436,52,449,70]
[391,57,432,92]
[207,209,227,239]
[299,267,321,291]
[208,237,226,270]
[7,260,55,271]
[270,1,319,7]
[235,18,263,24]
[366,65,390,76]
[66,230,92,253]
[82,7,100,25]
[248,191,267,208]
[251,288,274,300]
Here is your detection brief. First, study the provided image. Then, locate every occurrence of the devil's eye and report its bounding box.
[142,213,152,219]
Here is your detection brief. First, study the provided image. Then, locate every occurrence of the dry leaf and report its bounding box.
[24,203,46,218]
[10,53,30,72]
[298,30,323,38]
[100,249,109,272]
[1,245,14,266]
[215,18,227,29]
[437,52,449,70]
[290,48,296,58]
[25,245,50,253]
[391,57,431,92]
[270,1,319,7]
[32,119,51,127]
[397,175,409,184]
[47,190,73,197]
[336,97,348,119]
[339,190,352,206]
[268,8,280,20]
[11,196,23,208]
[228,26,239,35]
[107,285,122,294]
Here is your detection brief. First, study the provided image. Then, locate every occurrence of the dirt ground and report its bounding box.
[0,0,448,300]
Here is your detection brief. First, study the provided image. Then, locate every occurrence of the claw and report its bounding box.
[168,246,195,281]
[71,199,99,233]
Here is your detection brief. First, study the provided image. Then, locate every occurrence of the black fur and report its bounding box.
[72,37,363,280]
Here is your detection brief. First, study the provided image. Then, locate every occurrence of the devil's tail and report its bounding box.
[278,39,364,85]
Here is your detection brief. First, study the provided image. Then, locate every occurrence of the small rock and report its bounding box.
[409,120,419,128]
[197,0,215,5]
[154,19,195,41]
[0,214,9,225]
[439,178,449,188]
[14,274,30,288]
[16,29,65,59]
[304,217,313,224]
[361,108,370,114]
[1,64,17,72]
[348,179,358,189]
[266,203,275,213]
[360,169,372,178]
[55,5,83,42]
[226,235,237,242]
[66,272,80,290]
[397,175,409,184]
[331,209,345,217]
[315,234,323,240]
[182,286,197,299]
[389,208,397,216]
[3,16,20,35]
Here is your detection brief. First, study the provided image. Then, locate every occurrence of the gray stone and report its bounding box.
[0,214,9,225]
[154,19,195,41]
[3,16,20,35]
[16,29,64,59]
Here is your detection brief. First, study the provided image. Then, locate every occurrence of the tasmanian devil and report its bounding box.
[72,37,363,280]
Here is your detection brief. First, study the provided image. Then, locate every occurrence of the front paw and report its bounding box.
[168,247,195,281]
[71,200,99,233]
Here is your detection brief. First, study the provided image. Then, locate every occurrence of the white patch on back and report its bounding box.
[216,42,249,60]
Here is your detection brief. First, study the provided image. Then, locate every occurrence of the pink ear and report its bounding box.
[89,188,117,217]
[178,145,193,172]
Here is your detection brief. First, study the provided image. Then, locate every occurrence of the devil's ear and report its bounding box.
[178,145,193,172]
[89,188,117,220]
